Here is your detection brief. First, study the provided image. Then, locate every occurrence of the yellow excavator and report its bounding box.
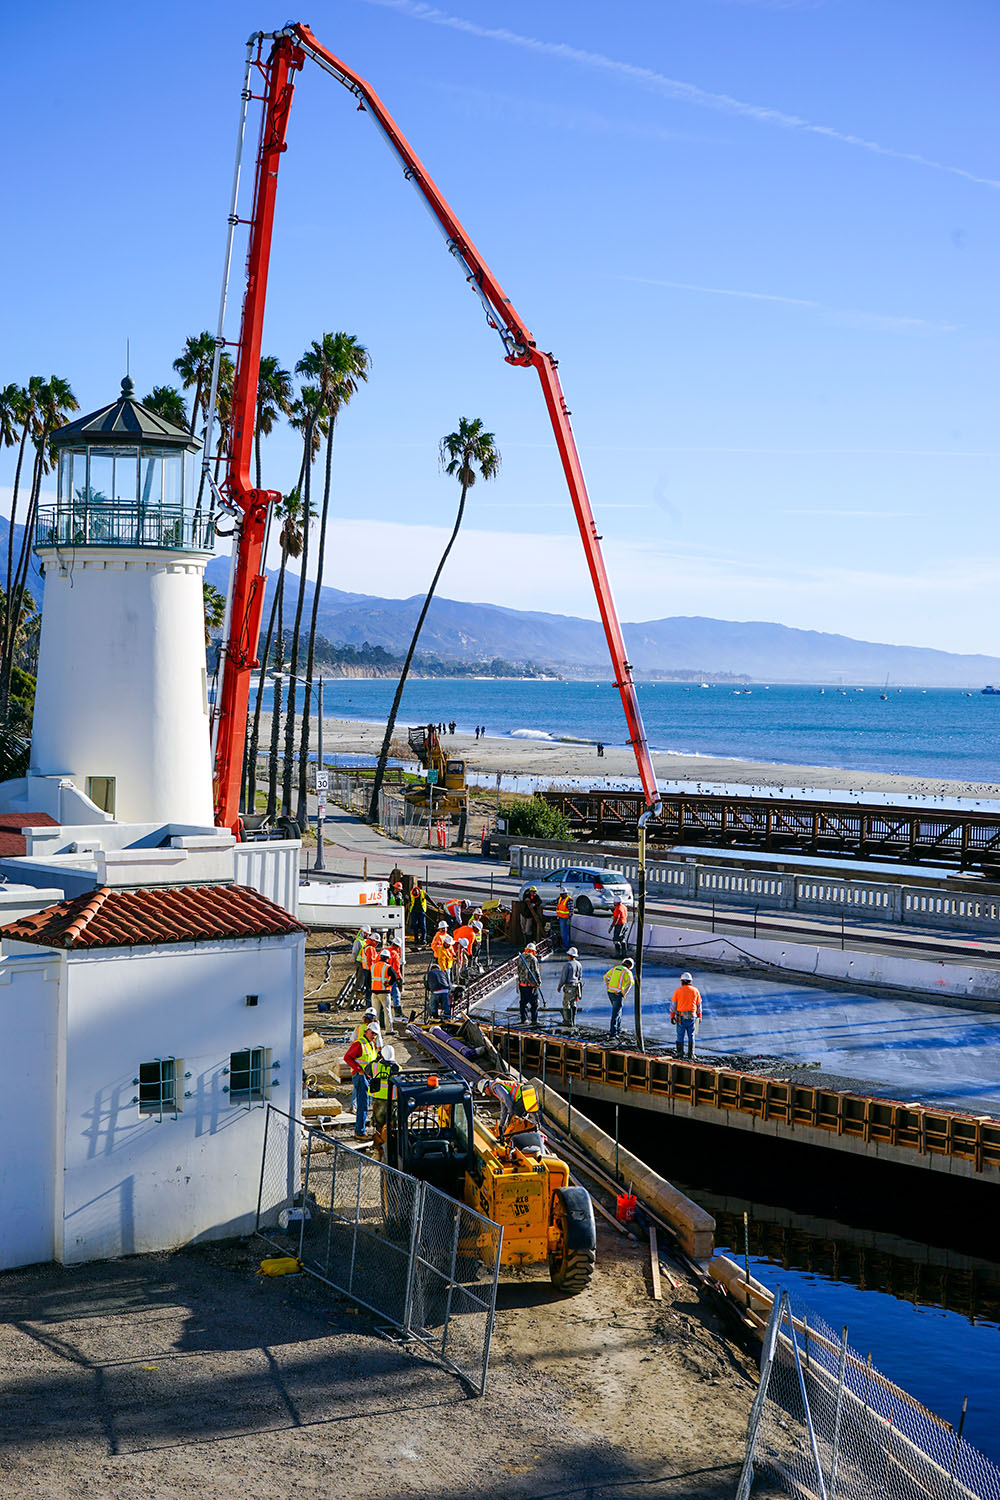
[384,1064,596,1294]
[404,724,468,820]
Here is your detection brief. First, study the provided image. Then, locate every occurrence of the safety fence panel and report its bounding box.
[738,1288,1000,1500]
[255,1106,502,1395]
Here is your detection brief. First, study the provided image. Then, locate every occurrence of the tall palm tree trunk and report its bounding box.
[282,429,314,819]
[369,481,469,819]
[1,441,46,714]
[266,571,287,819]
[244,566,282,812]
[4,421,30,628]
[296,422,335,827]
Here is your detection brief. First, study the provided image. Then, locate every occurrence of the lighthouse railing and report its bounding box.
[35,501,215,553]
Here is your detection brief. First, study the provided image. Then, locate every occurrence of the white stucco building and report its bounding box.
[0,883,305,1270]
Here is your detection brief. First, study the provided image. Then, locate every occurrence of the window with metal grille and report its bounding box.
[136,1058,178,1116]
[229,1047,268,1102]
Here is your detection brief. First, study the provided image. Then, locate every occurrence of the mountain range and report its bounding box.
[202,557,998,687]
[3,512,995,686]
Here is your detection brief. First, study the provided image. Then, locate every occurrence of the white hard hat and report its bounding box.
[380,948,390,957]
[437,920,448,929]
[623,958,634,969]
[381,1044,396,1062]
[363,1007,378,1019]
[681,971,693,984]
[567,947,578,957]
[458,937,469,947]
[362,926,371,935]
[442,934,454,945]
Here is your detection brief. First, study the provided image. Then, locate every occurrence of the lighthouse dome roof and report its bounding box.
[51,376,200,453]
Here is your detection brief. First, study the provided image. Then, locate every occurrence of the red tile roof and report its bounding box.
[0,884,305,951]
[0,811,59,859]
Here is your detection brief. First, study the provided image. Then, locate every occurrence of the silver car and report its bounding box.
[519,864,632,916]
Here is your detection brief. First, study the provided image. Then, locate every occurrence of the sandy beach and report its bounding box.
[255,712,1000,803]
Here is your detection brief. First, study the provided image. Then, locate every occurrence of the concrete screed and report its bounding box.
[481,955,1000,1116]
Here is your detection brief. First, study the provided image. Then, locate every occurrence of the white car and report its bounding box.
[519,865,632,916]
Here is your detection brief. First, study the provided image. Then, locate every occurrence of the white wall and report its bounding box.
[58,934,304,1264]
[32,548,214,826]
[0,953,62,1269]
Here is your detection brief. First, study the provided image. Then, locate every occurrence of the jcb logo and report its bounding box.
[513,1195,530,1218]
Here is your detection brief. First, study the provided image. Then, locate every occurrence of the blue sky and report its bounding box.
[3,0,997,652]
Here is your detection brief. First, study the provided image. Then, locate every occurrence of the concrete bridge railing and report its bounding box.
[509,845,1000,936]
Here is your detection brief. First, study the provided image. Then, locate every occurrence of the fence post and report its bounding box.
[255,1104,272,1235]
[479,1226,504,1397]
[735,1289,786,1500]
[788,1309,829,1500]
[298,1129,313,1263]
[438,1205,463,1360]
[829,1323,849,1500]
[402,1178,424,1336]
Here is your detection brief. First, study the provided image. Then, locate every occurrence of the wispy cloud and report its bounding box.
[439,81,718,147]
[360,0,1000,189]
[616,274,958,335]
[778,508,918,518]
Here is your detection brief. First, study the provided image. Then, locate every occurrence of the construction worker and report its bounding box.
[431,921,450,963]
[350,1006,383,1048]
[364,1043,400,1158]
[352,925,372,992]
[386,937,404,1018]
[362,931,381,999]
[388,880,405,907]
[604,958,634,1041]
[443,895,466,925]
[521,886,546,943]
[408,881,428,945]
[557,946,583,1028]
[555,887,573,949]
[452,919,477,956]
[610,897,629,958]
[370,947,395,1031]
[671,971,703,1059]
[344,1018,380,1138]
[468,917,484,967]
[516,943,542,1027]
[426,955,452,1021]
[477,1076,538,1140]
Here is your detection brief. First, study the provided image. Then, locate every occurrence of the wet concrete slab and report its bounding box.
[481,957,1000,1117]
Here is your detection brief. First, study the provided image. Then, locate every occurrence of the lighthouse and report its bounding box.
[30,378,216,826]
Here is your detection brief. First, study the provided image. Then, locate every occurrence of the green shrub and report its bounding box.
[501,798,572,841]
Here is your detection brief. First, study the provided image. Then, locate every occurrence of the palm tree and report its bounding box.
[293,332,371,827]
[3,377,43,643]
[369,417,500,819]
[172,332,216,437]
[143,385,188,428]
[281,385,327,819]
[242,488,306,816]
[203,581,226,647]
[1,376,78,715]
[255,356,294,492]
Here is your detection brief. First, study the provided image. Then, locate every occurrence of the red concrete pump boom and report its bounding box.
[211,23,660,833]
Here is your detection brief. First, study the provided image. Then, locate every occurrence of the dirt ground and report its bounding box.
[0,1225,775,1500]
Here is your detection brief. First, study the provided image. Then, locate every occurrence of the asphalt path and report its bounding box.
[307,806,1000,971]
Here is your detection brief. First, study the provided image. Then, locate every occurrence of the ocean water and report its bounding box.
[254,679,1000,786]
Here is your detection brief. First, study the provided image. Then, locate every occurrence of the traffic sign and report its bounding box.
[316,771,330,791]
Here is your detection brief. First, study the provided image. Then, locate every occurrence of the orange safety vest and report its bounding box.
[453,924,477,950]
[556,893,572,919]
[431,931,449,960]
[363,940,380,971]
[611,902,627,926]
[371,958,393,993]
[671,984,702,1017]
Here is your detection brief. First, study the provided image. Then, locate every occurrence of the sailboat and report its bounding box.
[880,673,890,700]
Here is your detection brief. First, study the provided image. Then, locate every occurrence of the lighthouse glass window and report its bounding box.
[110,448,138,503]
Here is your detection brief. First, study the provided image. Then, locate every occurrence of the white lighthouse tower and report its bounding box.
[30,378,216,826]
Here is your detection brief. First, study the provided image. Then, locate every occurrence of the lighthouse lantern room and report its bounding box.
[30,378,217,826]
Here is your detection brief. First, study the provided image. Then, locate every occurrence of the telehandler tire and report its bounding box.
[548,1185,596,1295]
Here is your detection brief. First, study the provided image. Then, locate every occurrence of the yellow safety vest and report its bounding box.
[359,1031,379,1068]
[368,1058,396,1100]
[556,894,572,918]
[605,964,633,994]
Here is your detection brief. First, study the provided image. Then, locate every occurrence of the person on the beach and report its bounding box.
[671,972,702,1059]
[596,741,604,758]
[610,897,629,958]
[516,943,542,1027]
[605,958,634,1040]
[556,887,573,948]
[557,947,583,1027]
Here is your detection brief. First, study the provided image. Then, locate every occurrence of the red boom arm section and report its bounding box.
[212,26,659,832]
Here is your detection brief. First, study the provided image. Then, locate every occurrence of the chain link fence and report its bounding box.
[738,1288,1000,1500]
[256,1106,502,1394]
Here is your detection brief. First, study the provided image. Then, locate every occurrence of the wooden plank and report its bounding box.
[649,1225,662,1300]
